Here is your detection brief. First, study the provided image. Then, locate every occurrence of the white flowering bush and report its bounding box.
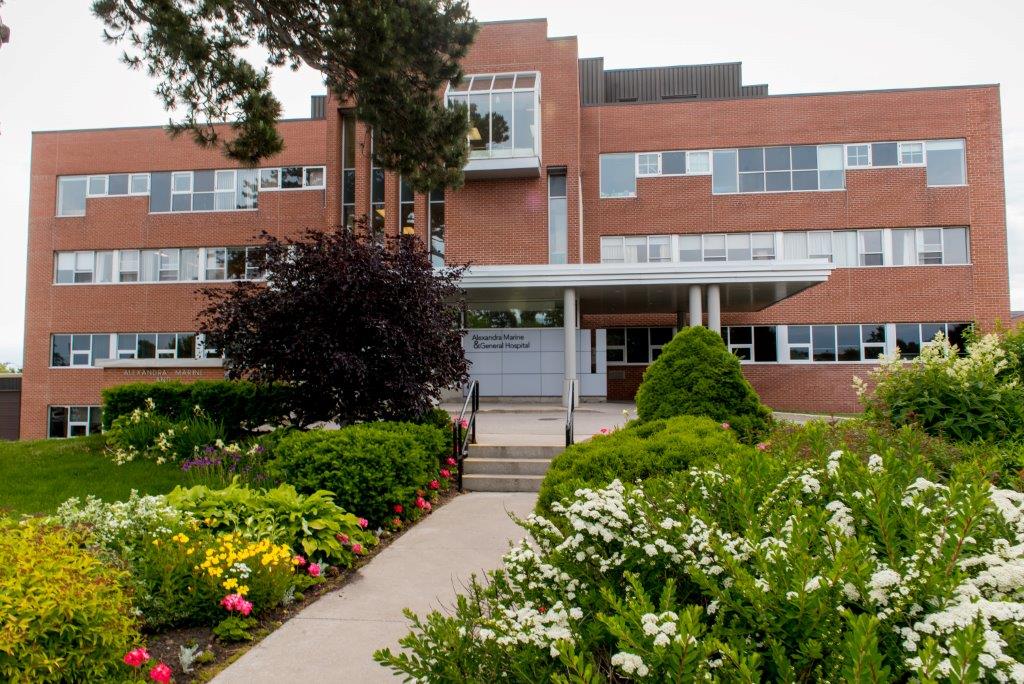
[52,490,192,559]
[105,398,228,464]
[859,331,1024,443]
[376,440,1024,681]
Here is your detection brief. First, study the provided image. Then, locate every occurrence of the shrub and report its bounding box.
[419,406,453,433]
[635,326,772,443]
[165,482,375,565]
[377,426,1024,682]
[102,380,293,435]
[536,415,750,515]
[859,331,1024,443]
[180,442,272,488]
[52,490,189,559]
[0,519,139,682]
[267,422,444,526]
[105,401,229,464]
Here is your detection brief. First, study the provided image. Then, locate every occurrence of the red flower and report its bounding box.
[149,662,173,684]
[393,503,404,514]
[423,501,432,512]
[415,496,427,509]
[308,563,322,577]
[294,554,307,566]
[440,468,451,479]
[352,543,363,554]
[392,517,402,527]
[123,647,150,668]
[446,457,457,466]
[429,479,440,490]
[336,533,349,543]
[357,517,369,529]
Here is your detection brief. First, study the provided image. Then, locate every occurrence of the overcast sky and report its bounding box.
[1,0,1022,366]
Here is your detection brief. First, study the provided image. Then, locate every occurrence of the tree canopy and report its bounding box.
[199,226,468,425]
[92,0,478,190]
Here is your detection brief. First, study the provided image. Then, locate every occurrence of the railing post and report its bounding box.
[470,382,478,444]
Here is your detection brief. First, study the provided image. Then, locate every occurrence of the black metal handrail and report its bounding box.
[565,378,576,447]
[452,380,479,491]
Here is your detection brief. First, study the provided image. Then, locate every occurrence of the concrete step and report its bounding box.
[464,457,552,476]
[468,444,564,460]
[462,473,546,493]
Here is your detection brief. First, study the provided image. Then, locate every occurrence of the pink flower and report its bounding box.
[123,647,150,668]
[391,517,402,528]
[599,427,610,434]
[357,517,369,529]
[293,554,307,566]
[149,662,172,684]
[756,442,769,451]
[440,468,451,479]
[428,479,439,490]
[220,593,253,616]
[415,496,427,509]
[459,418,469,429]
[446,457,457,466]
[393,503,404,514]
[423,501,432,512]
[720,422,730,430]
[308,563,321,577]
[352,543,363,554]
[336,533,349,543]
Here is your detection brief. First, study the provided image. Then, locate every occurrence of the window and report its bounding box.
[812,325,837,362]
[399,177,415,236]
[57,177,87,216]
[96,251,114,282]
[662,151,685,175]
[304,167,325,188]
[724,326,778,362]
[624,237,647,263]
[429,189,446,267]
[54,251,94,284]
[548,172,568,264]
[260,168,280,190]
[648,236,671,262]
[871,142,899,167]
[636,153,660,176]
[157,249,179,281]
[900,142,924,165]
[48,406,102,438]
[787,325,811,361]
[600,154,636,197]
[130,173,150,194]
[601,237,625,263]
[605,328,675,364]
[862,325,886,360]
[341,112,356,230]
[281,167,303,190]
[858,230,884,266]
[150,169,259,213]
[679,235,701,262]
[687,151,711,174]
[50,334,109,367]
[926,140,966,186]
[713,144,844,194]
[87,175,108,196]
[892,227,970,266]
[119,250,139,282]
[751,233,775,260]
[897,322,972,359]
[846,144,870,167]
[447,72,540,159]
[727,234,751,261]
[107,174,129,195]
[702,234,727,261]
[370,135,385,238]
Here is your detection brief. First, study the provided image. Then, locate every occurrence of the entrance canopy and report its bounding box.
[458,260,833,314]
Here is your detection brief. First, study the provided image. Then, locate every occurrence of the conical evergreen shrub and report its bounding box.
[635,326,772,443]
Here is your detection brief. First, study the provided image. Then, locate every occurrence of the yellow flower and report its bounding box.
[152,539,161,546]
[223,578,238,590]
[237,585,249,596]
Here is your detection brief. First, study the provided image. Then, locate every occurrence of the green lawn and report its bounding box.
[0,435,190,516]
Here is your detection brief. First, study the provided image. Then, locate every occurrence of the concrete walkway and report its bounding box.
[212,492,536,683]
[441,400,635,446]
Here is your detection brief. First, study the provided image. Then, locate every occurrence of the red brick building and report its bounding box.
[21,18,1010,439]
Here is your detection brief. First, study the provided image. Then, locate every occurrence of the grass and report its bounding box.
[0,434,190,516]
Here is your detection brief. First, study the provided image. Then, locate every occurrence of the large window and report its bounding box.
[895,322,972,359]
[606,327,674,364]
[723,326,778,362]
[399,177,415,236]
[712,144,845,194]
[599,153,636,198]
[52,332,204,366]
[48,406,102,438]
[925,140,966,186]
[56,247,264,284]
[429,189,445,267]
[784,324,887,363]
[465,302,563,329]
[892,227,969,265]
[548,171,568,264]
[369,134,385,238]
[341,112,357,230]
[447,72,539,159]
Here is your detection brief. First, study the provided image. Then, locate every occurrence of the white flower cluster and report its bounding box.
[641,611,679,647]
[610,651,649,677]
[53,490,188,553]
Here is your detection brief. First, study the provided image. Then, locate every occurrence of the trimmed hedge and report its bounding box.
[635,326,772,443]
[536,415,751,515]
[266,421,447,526]
[101,380,293,435]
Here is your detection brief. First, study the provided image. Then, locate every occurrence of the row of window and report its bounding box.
[51,332,218,367]
[599,139,966,198]
[54,247,265,284]
[606,323,970,365]
[57,166,326,216]
[445,72,540,159]
[599,227,969,267]
[49,406,102,438]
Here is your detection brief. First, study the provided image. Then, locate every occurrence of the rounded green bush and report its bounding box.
[635,326,772,443]
[0,519,139,682]
[536,415,751,515]
[267,422,445,526]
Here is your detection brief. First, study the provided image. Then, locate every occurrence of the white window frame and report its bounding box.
[726,325,754,360]
[636,153,661,177]
[925,139,967,187]
[49,405,102,438]
[786,325,812,363]
[845,144,871,168]
[858,229,885,266]
[861,324,887,360]
[130,173,150,195]
[899,141,925,166]
[444,71,542,161]
[86,175,108,197]
[56,176,88,217]
[686,151,711,175]
[712,144,846,195]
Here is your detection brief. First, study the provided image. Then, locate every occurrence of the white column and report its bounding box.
[707,284,721,333]
[563,287,577,407]
[688,284,703,327]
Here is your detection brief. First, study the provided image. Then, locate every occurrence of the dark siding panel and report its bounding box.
[578,57,605,106]
[0,376,20,441]
[310,95,326,119]
[581,60,767,105]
